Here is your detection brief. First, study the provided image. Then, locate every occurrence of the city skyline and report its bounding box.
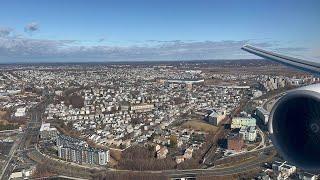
[0,0,319,62]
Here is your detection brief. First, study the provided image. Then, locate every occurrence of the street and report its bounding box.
[0,106,42,180]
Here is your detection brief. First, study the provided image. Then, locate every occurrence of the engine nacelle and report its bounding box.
[269,84,320,170]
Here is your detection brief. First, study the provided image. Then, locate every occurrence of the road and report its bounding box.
[262,93,284,112]
[252,126,266,151]
[0,107,42,180]
[27,138,274,179]
[0,129,23,180]
[168,155,268,177]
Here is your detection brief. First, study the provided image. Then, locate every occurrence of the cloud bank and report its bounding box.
[0,25,313,63]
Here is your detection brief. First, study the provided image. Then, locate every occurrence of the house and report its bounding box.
[156,146,168,159]
[155,144,161,152]
[272,161,296,179]
[177,139,183,147]
[299,172,318,180]
[183,147,193,159]
[175,155,185,164]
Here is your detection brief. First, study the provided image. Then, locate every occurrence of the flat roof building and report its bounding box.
[231,117,256,129]
[15,107,26,117]
[256,107,270,124]
[39,123,57,139]
[227,134,244,152]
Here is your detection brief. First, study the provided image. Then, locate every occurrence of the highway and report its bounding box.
[168,154,269,177]
[26,140,274,179]
[0,106,42,180]
[0,129,23,180]
[261,92,285,112]
[0,150,18,180]
[164,146,274,178]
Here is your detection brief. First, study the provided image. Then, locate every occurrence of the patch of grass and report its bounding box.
[0,110,9,122]
[0,122,19,130]
[0,110,7,116]
[0,111,19,130]
[182,120,218,133]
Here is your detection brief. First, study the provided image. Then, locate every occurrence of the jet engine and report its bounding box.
[269,84,320,170]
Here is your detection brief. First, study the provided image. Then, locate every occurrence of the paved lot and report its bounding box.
[0,142,13,158]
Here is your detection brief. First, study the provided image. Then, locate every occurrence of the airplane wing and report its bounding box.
[241,45,320,75]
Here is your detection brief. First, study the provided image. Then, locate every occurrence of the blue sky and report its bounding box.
[0,0,319,62]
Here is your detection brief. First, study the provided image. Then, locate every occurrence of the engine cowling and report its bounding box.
[269,84,320,170]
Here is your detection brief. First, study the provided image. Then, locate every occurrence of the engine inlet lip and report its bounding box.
[268,89,320,170]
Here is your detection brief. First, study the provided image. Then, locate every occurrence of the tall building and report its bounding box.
[98,151,109,165]
[57,134,109,166]
[58,146,68,161]
[227,134,244,152]
[239,126,257,142]
[256,107,269,124]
